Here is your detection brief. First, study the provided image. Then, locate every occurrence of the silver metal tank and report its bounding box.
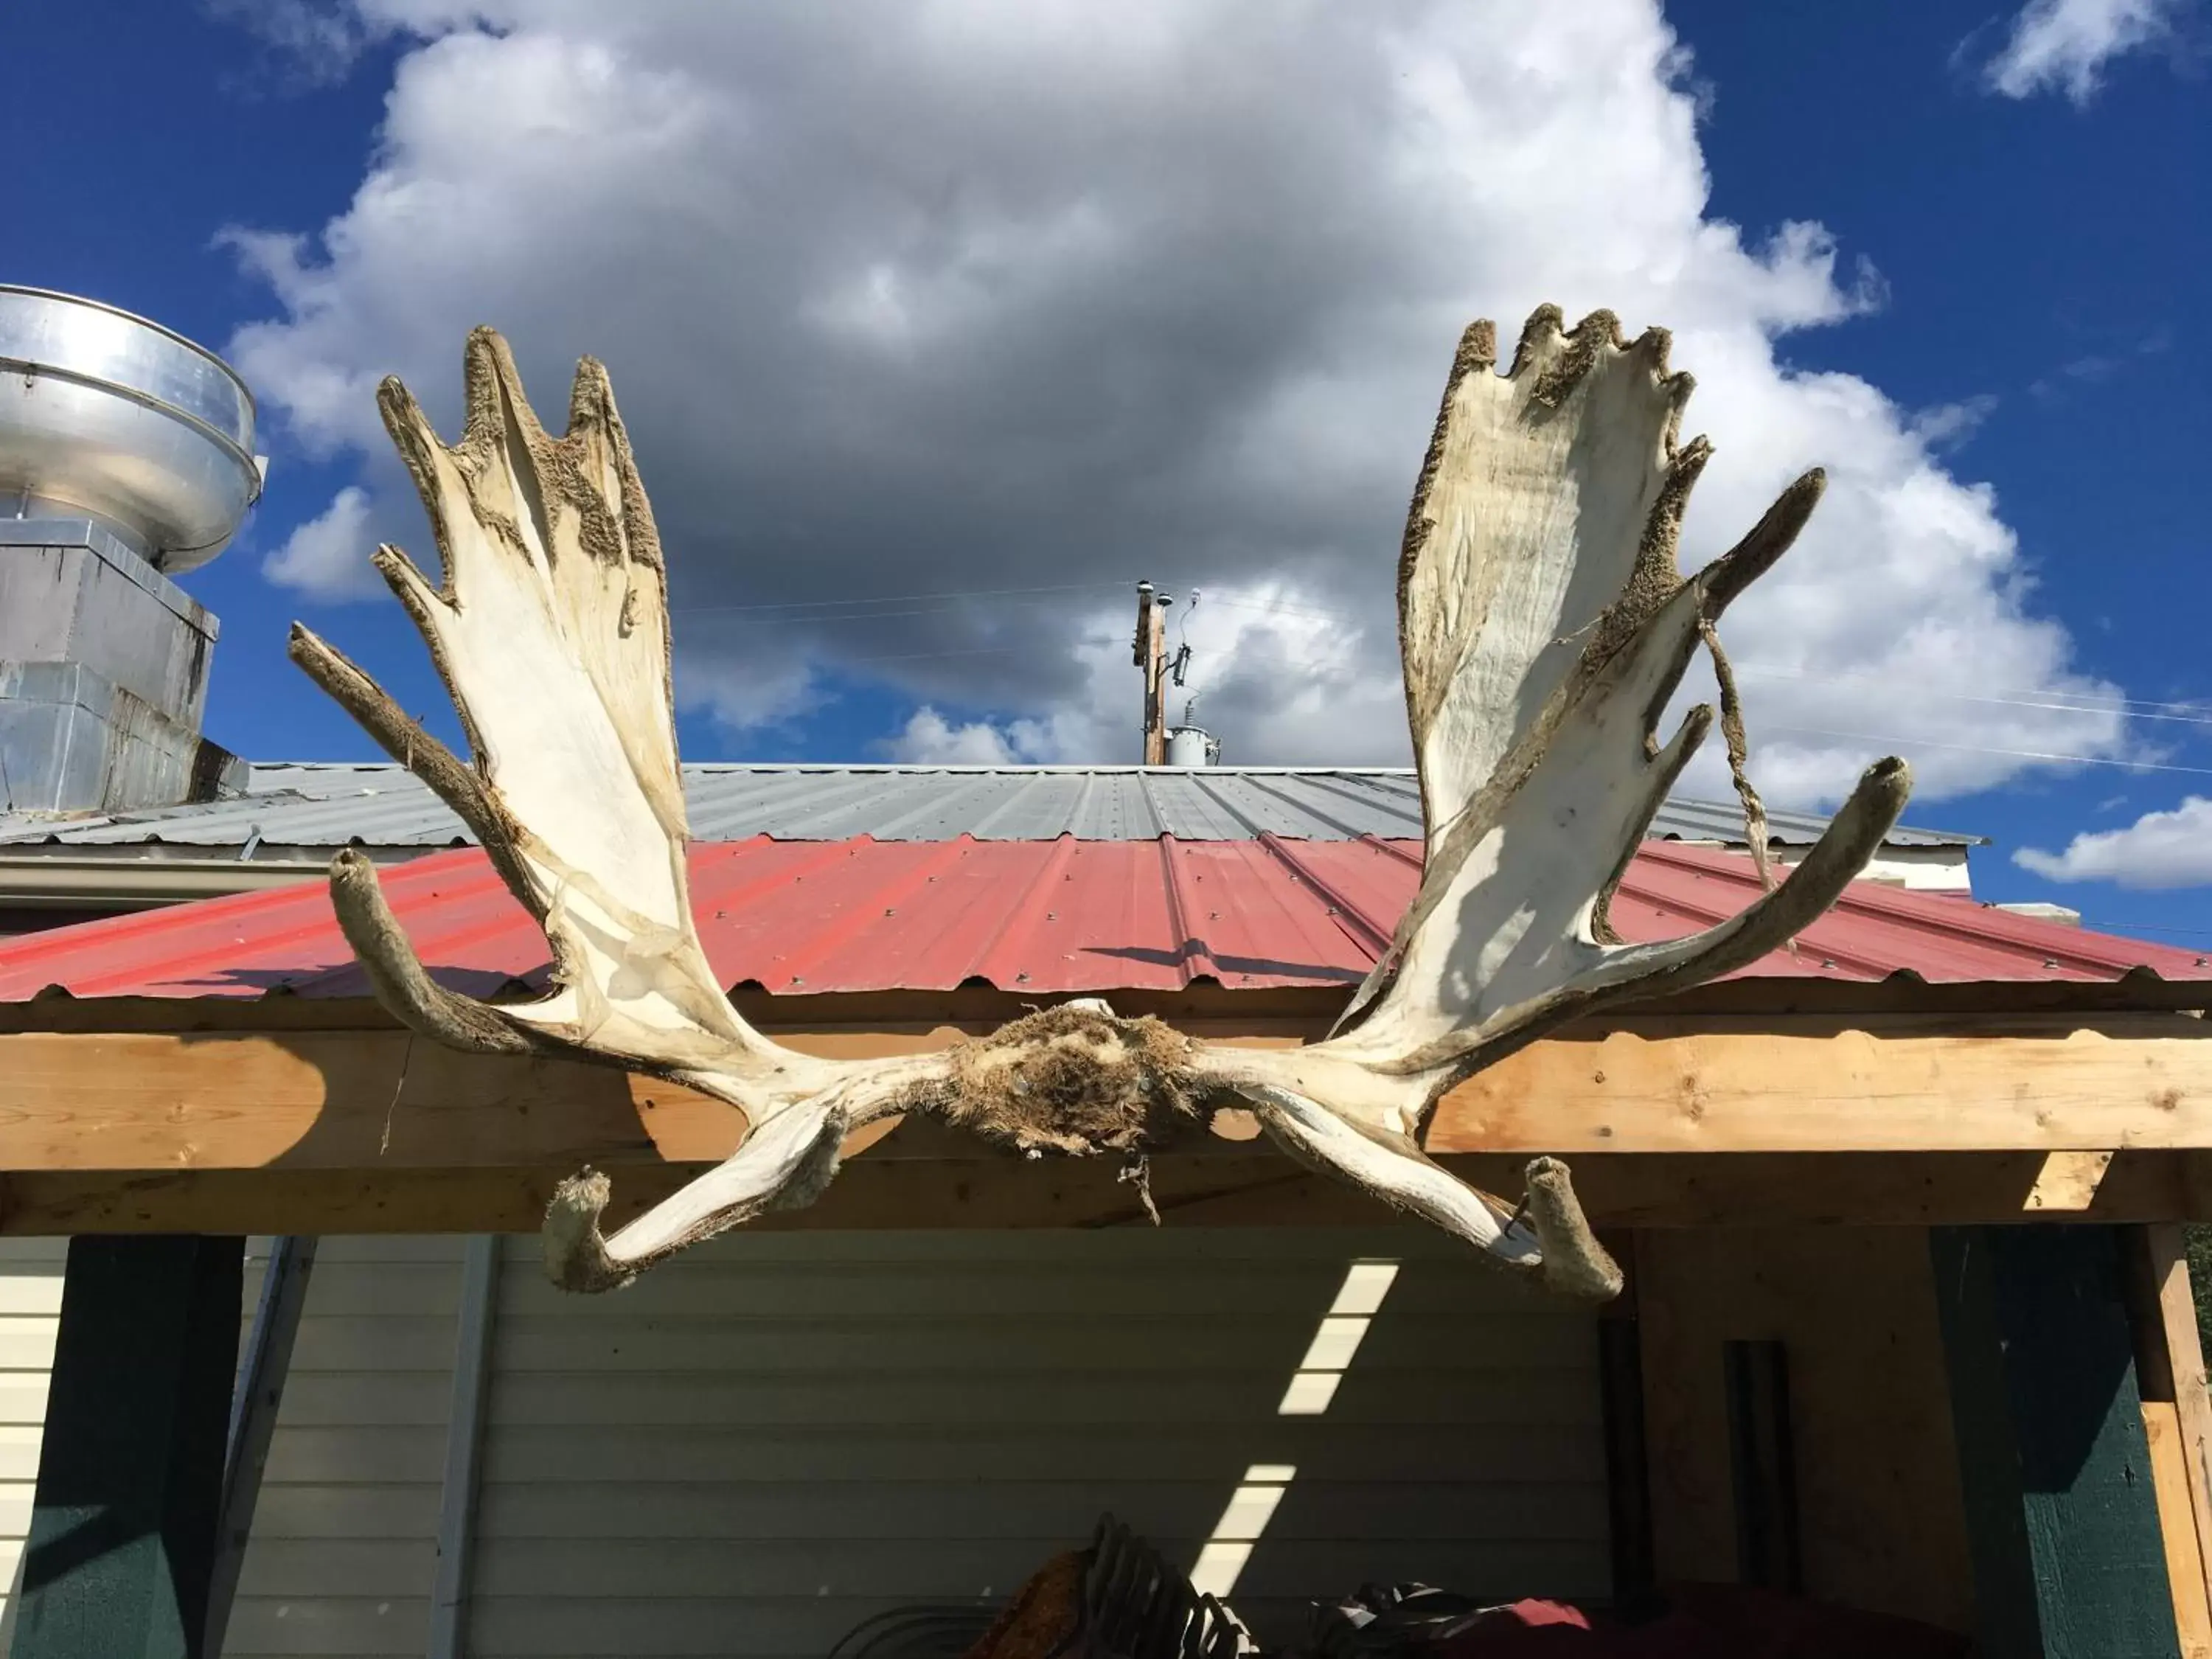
[1164,726,1218,767]
[0,285,262,573]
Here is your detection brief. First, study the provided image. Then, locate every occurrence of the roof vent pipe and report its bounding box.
[0,286,263,570]
[0,286,260,813]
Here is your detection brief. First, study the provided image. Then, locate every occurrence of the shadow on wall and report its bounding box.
[0,1544,22,1650]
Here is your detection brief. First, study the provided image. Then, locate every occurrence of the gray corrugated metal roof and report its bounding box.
[0,762,1983,851]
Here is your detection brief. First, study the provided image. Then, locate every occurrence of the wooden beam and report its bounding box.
[1528,1150,2209,1227]
[2142,1400,2212,1659]
[11,970,2212,1042]
[6,1015,2212,1186]
[1433,1017,2212,1154]
[2153,1225,2212,1621]
[0,1156,1338,1238]
[2127,1224,2212,1658]
[11,1236,243,1659]
[2025,1149,2120,1212]
[7,1150,2212,1238]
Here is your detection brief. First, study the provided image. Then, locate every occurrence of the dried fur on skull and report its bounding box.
[938,1003,1205,1157]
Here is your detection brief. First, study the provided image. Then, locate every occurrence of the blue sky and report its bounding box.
[5,0,2208,940]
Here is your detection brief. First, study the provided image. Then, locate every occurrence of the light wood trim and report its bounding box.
[1431,1020,2212,1154]
[2127,1222,2212,1655]
[2146,1401,2212,1658]
[2025,1149,2120,1211]
[2149,1222,2212,1644]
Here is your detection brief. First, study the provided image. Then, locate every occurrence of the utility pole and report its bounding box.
[1133,580,1171,765]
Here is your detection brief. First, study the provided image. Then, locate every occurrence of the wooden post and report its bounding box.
[2125,1225,2212,1658]
[10,1236,244,1659]
[1930,1225,2183,1658]
[1134,580,1167,765]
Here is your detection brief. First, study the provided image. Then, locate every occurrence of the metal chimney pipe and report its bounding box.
[0,287,261,813]
[0,285,262,571]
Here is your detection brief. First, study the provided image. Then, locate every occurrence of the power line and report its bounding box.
[1184,618,2212,731]
[1765,725,2212,778]
[1734,664,2212,728]
[678,580,1135,615]
[1197,593,1366,625]
[1107,602,2212,731]
[839,646,1024,665]
[664,578,2212,748]
[698,597,1084,629]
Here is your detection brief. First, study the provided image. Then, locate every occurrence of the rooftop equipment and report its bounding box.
[0,285,262,813]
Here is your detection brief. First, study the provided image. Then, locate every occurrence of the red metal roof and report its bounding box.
[2,836,2206,1004]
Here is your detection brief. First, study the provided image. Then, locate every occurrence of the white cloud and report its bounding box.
[2017,796,2212,887]
[220,0,2132,805]
[1909,394,2000,451]
[1978,0,2191,102]
[881,707,1028,765]
[205,0,401,90]
[262,484,380,598]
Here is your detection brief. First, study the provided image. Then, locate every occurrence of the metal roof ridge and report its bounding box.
[7,768,1987,851]
[253,759,1430,776]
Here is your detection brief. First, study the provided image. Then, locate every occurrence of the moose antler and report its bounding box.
[295,312,1909,1301]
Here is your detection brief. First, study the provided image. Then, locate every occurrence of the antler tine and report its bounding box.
[1234,1079,1621,1300]
[544,1095,854,1293]
[324,848,532,1056]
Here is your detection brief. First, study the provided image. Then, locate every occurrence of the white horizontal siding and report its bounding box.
[0,1236,455,1658]
[0,1225,1610,1659]
[470,1226,1609,1659]
[0,1239,64,1652]
[225,1235,462,1659]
